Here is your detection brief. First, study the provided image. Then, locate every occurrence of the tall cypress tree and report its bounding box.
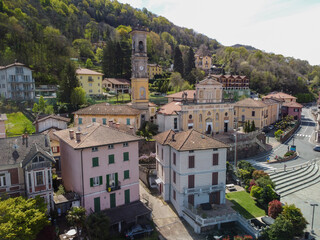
[174,46,184,77]
[58,61,79,104]
[185,47,195,77]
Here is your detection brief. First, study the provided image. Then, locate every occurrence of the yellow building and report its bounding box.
[234,98,269,130]
[195,55,211,71]
[76,68,103,96]
[147,64,163,79]
[73,103,142,130]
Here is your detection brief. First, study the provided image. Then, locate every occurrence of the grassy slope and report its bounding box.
[5,112,35,137]
[226,191,265,219]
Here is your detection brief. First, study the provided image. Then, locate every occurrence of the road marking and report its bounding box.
[246,159,276,171]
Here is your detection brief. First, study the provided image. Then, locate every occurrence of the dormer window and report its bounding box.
[32,156,44,163]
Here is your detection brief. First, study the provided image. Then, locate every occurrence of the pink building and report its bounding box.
[54,123,150,230]
[281,102,303,120]
[0,114,7,138]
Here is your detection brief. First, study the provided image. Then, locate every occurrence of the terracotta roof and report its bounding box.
[102,78,130,85]
[54,123,141,149]
[262,92,296,100]
[74,103,141,116]
[234,98,267,108]
[0,62,27,70]
[154,129,229,151]
[166,90,196,100]
[282,102,303,108]
[198,76,223,86]
[42,128,60,142]
[262,98,281,105]
[76,68,103,75]
[148,102,157,107]
[33,114,70,124]
[158,101,181,115]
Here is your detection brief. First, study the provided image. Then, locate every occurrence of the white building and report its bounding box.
[33,114,70,133]
[0,62,35,100]
[154,129,229,232]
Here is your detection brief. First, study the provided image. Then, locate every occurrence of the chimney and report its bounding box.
[69,130,74,139]
[76,132,81,142]
[116,123,120,129]
[109,120,113,127]
[129,126,135,135]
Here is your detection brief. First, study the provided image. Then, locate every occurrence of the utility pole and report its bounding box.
[310,203,318,234]
[234,133,237,168]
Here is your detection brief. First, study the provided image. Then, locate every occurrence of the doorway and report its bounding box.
[224,122,228,132]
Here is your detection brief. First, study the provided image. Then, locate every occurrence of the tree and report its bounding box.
[250,185,262,199]
[32,96,54,115]
[174,46,184,76]
[268,200,283,219]
[86,58,93,68]
[136,122,159,140]
[71,87,87,109]
[86,213,110,240]
[186,68,205,85]
[250,120,256,132]
[267,215,294,240]
[66,207,86,232]
[169,72,184,92]
[256,175,275,189]
[185,47,195,78]
[252,170,268,180]
[258,185,278,210]
[59,61,79,104]
[0,196,49,240]
[281,204,307,237]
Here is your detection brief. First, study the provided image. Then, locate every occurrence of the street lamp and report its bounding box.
[310,203,318,234]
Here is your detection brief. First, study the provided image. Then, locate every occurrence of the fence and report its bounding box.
[279,120,301,143]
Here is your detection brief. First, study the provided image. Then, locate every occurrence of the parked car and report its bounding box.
[313,145,320,152]
[125,224,153,240]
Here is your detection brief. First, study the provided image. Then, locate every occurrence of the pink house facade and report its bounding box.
[281,102,303,120]
[54,123,142,214]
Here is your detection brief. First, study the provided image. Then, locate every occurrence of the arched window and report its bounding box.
[215,113,219,121]
[199,114,202,122]
[225,112,228,117]
[189,114,193,120]
[138,41,144,52]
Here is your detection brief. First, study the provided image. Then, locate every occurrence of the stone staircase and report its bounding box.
[269,162,320,197]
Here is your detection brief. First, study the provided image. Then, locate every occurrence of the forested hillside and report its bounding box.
[0,0,319,97]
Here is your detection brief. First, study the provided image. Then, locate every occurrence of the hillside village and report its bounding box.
[1,1,320,240]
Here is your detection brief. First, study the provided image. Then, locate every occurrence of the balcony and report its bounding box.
[25,162,52,171]
[183,183,224,195]
[106,181,121,192]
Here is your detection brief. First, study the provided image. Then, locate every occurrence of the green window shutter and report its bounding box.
[125,189,130,204]
[92,157,99,167]
[106,175,110,188]
[102,118,106,125]
[124,170,129,179]
[126,118,130,125]
[90,178,93,187]
[99,176,102,185]
[115,173,118,186]
[109,154,114,164]
[123,152,129,161]
[78,118,82,125]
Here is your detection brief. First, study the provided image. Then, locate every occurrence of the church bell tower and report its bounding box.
[130,27,149,110]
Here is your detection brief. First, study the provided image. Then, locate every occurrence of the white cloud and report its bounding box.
[118,0,320,65]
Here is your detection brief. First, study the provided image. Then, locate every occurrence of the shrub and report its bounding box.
[274,129,284,138]
[268,200,283,219]
[284,151,294,157]
[252,170,268,180]
[248,179,257,192]
[256,175,275,189]
[250,185,262,199]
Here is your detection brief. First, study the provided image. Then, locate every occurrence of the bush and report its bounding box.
[256,176,275,189]
[250,185,262,199]
[284,151,294,157]
[252,170,268,180]
[248,179,257,192]
[274,129,283,139]
[268,200,283,219]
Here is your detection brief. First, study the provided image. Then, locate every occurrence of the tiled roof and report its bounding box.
[0,134,53,166]
[166,90,196,100]
[76,68,103,75]
[74,103,141,116]
[262,98,281,105]
[234,98,267,108]
[158,101,181,115]
[33,114,70,124]
[282,102,303,108]
[148,102,157,107]
[154,129,229,151]
[53,123,141,149]
[102,78,130,85]
[0,62,26,70]
[262,92,296,100]
[42,128,60,142]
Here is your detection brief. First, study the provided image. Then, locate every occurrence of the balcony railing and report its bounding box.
[184,183,224,195]
[25,162,51,171]
[106,181,121,192]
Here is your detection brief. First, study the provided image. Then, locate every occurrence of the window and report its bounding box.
[35,171,44,186]
[212,172,218,185]
[126,118,130,125]
[89,89,93,93]
[241,115,245,122]
[212,154,219,165]
[123,152,129,161]
[124,170,130,179]
[188,123,193,129]
[90,176,102,187]
[78,118,82,125]
[92,147,98,152]
[199,114,202,122]
[32,156,45,163]
[188,156,195,168]
[173,189,176,200]
[52,146,59,153]
[161,165,163,177]
[98,83,100,86]
[252,111,255,117]
[174,118,178,129]
[102,118,107,125]
[80,76,82,79]
[123,142,128,147]
[173,171,176,183]
[28,173,31,188]
[92,157,99,167]
[108,144,114,149]
[92,118,96,123]
[225,112,228,116]
[106,173,118,188]
[108,154,115,164]
[173,152,176,165]
[89,83,92,87]
[189,114,193,119]
[0,173,6,187]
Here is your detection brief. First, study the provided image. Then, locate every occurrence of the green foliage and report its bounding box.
[5,112,35,137]
[185,47,195,79]
[136,122,159,140]
[0,196,49,240]
[169,72,184,92]
[267,215,294,240]
[56,184,65,195]
[295,93,314,103]
[250,185,262,199]
[58,61,79,104]
[174,46,184,77]
[250,120,256,132]
[237,160,255,173]
[71,87,87,109]
[32,96,54,115]
[85,58,93,68]
[257,185,278,210]
[281,204,308,237]
[274,129,284,139]
[256,175,275,189]
[66,207,86,230]
[252,170,268,180]
[237,169,252,186]
[86,212,110,240]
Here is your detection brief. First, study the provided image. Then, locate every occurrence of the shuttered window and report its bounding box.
[124,170,130,179]
[109,154,115,164]
[188,156,195,168]
[212,154,219,166]
[92,157,99,167]
[123,152,129,161]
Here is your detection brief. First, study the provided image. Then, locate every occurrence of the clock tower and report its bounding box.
[130,27,149,110]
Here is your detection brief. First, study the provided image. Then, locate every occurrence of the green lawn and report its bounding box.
[5,112,35,137]
[226,191,265,219]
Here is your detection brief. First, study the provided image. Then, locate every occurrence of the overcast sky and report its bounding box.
[118,0,320,66]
